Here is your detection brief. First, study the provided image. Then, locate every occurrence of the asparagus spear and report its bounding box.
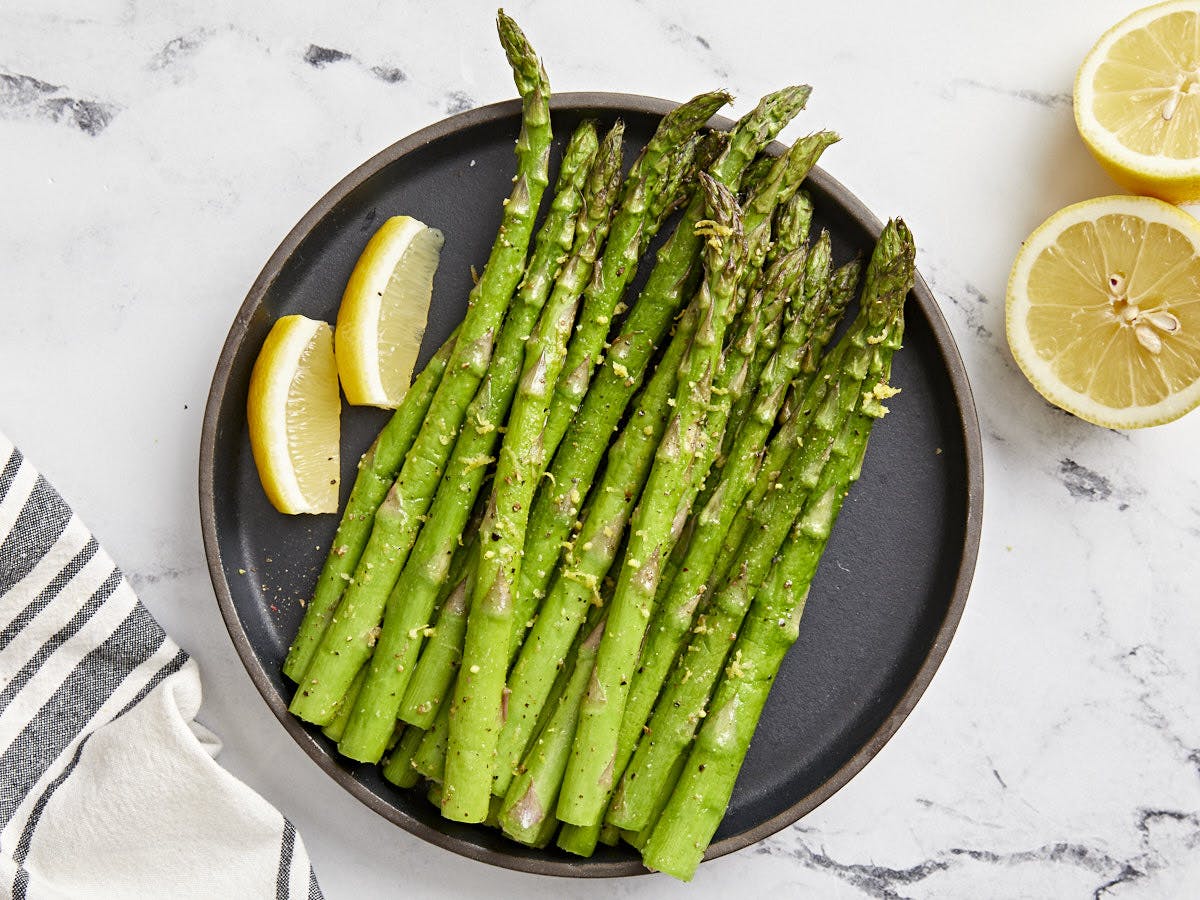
[765,192,815,272]
[708,253,862,591]
[670,233,810,574]
[334,121,616,761]
[603,245,850,825]
[288,12,553,725]
[397,572,470,729]
[492,121,828,804]
[491,292,701,799]
[642,226,912,881]
[573,236,835,830]
[804,256,865,380]
[382,723,426,789]
[413,702,451,782]
[516,88,813,652]
[571,274,768,840]
[320,665,366,743]
[738,134,837,288]
[394,114,720,731]
[498,619,605,844]
[282,332,457,681]
[721,192,815,457]
[342,521,477,756]
[611,244,813,785]
[557,176,746,826]
[442,142,617,824]
[712,228,831,498]
[392,127,617,735]
[625,752,686,850]
[575,241,775,825]
[607,221,915,832]
[539,91,732,463]
[557,141,836,825]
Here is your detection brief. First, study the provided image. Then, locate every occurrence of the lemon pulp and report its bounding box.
[248,315,341,513]
[336,216,444,407]
[1008,196,1200,428]
[1076,1,1200,202]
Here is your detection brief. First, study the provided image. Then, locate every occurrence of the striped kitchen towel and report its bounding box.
[0,431,322,899]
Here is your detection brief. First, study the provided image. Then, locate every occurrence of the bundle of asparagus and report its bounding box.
[279,9,916,880]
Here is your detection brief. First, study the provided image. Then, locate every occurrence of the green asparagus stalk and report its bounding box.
[607,221,915,833]
[558,147,832,826]
[334,121,616,761]
[658,244,792,596]
[442,143,616,824]
[516,88,813,648]
[557,176,746,826]
[689,145,829,513]
[538,91,732,462]
[507,810,559,849]
[413,701,451,782]
[611,245,812,786]
[320,665,366,743]
[283,332,457,682]
[490,293,701,799]
[557,821,601,857]
[382,723,425,789]
[288,12,552,726]
[721,192,815,456]
[599,242,840,824]
[642,227,912,881]
[498,619,605,844]
[485,795,504,829]
[391,127,618,735]
[708,252,862,591]
[738,134,837,287]
[492,114,825,803]
[672,237,808,568]
[342,527,477,756]
[579,273,771,822]
[394,572,470,728]
[712,228,831,496]
[626,752,686,850]
[643,133,703,241]
[804,255,864,379]
[765,192,814,272]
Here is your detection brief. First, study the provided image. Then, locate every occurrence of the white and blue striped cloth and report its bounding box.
[0,432,322,899]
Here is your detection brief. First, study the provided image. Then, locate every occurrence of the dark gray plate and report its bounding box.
[200,93,983,877]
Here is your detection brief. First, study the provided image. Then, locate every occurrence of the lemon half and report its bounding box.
[248,315,341,513]
[1007,195,1200,428]
[1075,0,1200,203]
[336,215,444,407]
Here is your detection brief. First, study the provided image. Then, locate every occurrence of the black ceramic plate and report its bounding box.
[200,93,983,877]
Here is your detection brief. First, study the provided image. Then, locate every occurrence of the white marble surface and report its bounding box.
[2,1,1198,896]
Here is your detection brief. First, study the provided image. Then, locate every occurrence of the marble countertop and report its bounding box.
[2,1,1197,896]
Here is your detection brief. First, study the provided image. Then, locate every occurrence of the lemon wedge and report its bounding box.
[1075,1,1200,203]
[1007,195,1200,428]
[336,215,444,407]
[247,315,341,513]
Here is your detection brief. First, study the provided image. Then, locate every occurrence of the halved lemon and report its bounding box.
[1007,195,1200,428]
[336,215,444,407]
[1075,1,1200,203]
[248,315,341,513]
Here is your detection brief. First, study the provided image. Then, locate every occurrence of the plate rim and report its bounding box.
[199,90,984,878]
